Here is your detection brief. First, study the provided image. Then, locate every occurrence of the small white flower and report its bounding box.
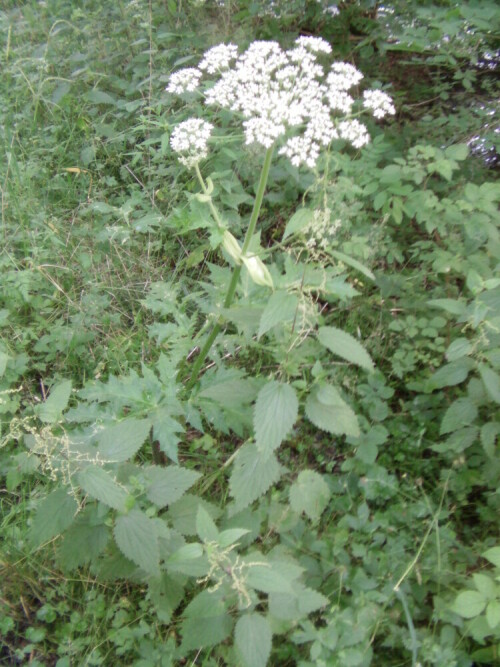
[294,36,332,54]
[363,89,396,119]
[327,62,363,91]
[338,119,370,148]
[199,43,238,74]
[279,136,320,169]
[326,89,354,113]
[166,67,202,94]
[170,118,213,168]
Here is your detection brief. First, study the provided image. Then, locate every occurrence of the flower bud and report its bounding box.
[242,254,274,289]
[222,230,242,265]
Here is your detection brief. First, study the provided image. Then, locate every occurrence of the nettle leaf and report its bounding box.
[305,384,360,437]
[445,338,472,362]
[167,494,222,536]
[36,380,72,423]
[269,585,329,621]
[481,422,500,458]
[77,465,128,512]
[478,364,500,404]
[487,600,500,629]
[97,418,151,462]
[148,573,184,624]
[440,398,478,435]
[289,470,331,522]
[318,326,374,372]
[229,443,285,514]
[254,381,298,454]
[29,488,78,546]
[196,506,219,542]
[114,509,160,576]
[483,547,500,568]
[235,613,272,667]
[258,291,298,339]
[145,465,201,509]
[199,368,259,408]
[152,412,184,464]
[57,506,109,570]
[181,589,233,650]
[427,360,472,390]
[282,208,314,241]
[452,591,487,618]
[245,557,303,594]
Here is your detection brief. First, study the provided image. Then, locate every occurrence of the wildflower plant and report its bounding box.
[166,36,394,385]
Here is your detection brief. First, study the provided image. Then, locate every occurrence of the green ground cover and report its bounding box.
[1,1,499,665]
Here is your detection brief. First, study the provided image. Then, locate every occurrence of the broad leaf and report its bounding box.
[254,381,298,454]
[452,591,487,618]
[145,465,201,508]
[114,509,160,576]
[427,360,472,390]
[196,506,219,542]
[181,589,233,650]
[229,443,285,514]
[282,208,314,241]
[29,488,78,546]
[245,558,303,594]
[37,380,72,423]
[478,364,500,404]
[167,494,222,535]
[77,465,128,511]
[258,291,298,339]
[483,547,500,568]
[235,614,272,667]
[318,326,374,372]
[440,398,478,435]
[329,250,375,281]
[57,506,109,570]
[305,384,360,437]
[148,573,184,623]
[289,470,331,521]
[97,418,151,462]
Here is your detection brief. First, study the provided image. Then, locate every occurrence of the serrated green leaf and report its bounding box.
[181,589,233,650]
[196,506,219,542]
[37,380,72,423]
[145,465,201,509]
[282,208,314,241]
[453,591,487,618]
[199,369,258,407]
[427,360,472,390]
[246,558,303,594]
[0,350,9,378]
[481,422,500,458]
[97,419,150,462]
[57,506,109,570]
[289,470,331,521]
[318,326,374,372]
[114,510,160,576]
[445,338,472,362]
[152,412,183,464]
[218,528,250,548]
[229,443,285,513]
[77,465,128,511]
[269,585,329,621]
[235,614,272,667]
[167,494,222,535]
[483,547,500,568]
[478,364,500,404]
[258,291,298,339]
[29,488,78,546]
[254,381,298,454]
[148,573,184,624]
[305,385,360,437]
[440,398,478,435]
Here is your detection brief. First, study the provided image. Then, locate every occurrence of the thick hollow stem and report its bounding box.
[185,146,274,391]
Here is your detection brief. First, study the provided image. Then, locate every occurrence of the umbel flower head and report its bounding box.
[167,36,395,168]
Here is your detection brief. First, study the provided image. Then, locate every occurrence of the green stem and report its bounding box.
[194,162,223,229]
[185,146,274,391]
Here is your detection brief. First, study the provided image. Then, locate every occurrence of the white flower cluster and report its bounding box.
[304,207,342,250]
[170,118,213,168]
[363,89,396,119]
[167,37,395,168]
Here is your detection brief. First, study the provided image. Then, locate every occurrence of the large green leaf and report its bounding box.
[305,384,360,437]
[229,443,285,514]
[36,380,72,423]
[166,494,222,536]
[77,465,129,511]
[282,208,314,241]
[97,418,151,462]
[235,614,272,667]
[29,488,78,546]
[145,465,201,508]
[114,509,160,576]
[181,589,233,650]
[452,591,487,618]
[258,291,298,339]
[289,470,331,522]
[427,360,472,390]
[57,506,109,570]
[478,364,500,404]
[318,326,374,372]
[245,558,303,594]
[440,398,478,435]
[254,381,298,454]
